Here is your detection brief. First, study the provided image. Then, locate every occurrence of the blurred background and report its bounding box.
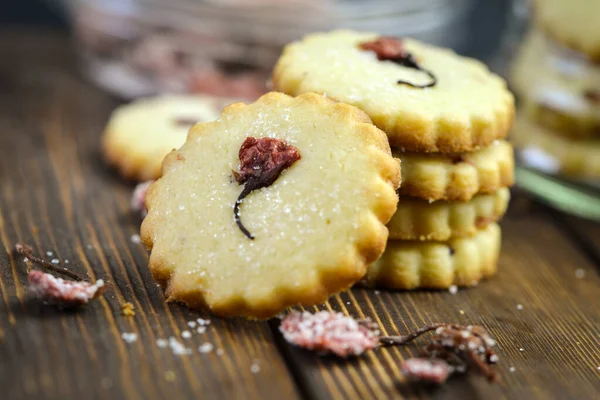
[2,0,512,100]
[2,0,599,219]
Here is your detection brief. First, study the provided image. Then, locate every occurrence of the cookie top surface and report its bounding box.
[141,92,400,318]
[533,0,600,62]
[274,30,514,153]
[103,95,228,181]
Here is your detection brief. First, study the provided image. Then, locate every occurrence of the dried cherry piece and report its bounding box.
[359,37,437,89]
[232,137,301,239]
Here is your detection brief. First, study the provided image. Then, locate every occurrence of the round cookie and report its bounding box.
[141,92,401,319]
[398,140,514,202]
[512,116,600,179]
[533,0,600,62]
[364,223,501,290]
[103,95,230,181]
[510,29,600,140]
[274,30,514,153]
[388,188,510,241]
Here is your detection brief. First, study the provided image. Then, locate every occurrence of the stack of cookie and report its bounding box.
[274,30,515,290]
[510,0,600,180]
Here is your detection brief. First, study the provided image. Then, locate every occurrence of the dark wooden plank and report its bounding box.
[553,213,600,268]
[0,30,300,400]
[272,200,600,399]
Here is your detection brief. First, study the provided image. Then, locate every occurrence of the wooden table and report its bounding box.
[1,31,599,400]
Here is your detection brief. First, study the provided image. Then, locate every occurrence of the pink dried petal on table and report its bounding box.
[131,180,153,218]
[28,270,104,308]
[279,311,380,357]
[401,358,452,385]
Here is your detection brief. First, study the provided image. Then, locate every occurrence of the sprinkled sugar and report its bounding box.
[121,332,138,343]
[130,234,141,244]
[199,343,214,353]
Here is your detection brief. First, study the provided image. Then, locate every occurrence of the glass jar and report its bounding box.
[496,0,600,220]
[67,0,473,100]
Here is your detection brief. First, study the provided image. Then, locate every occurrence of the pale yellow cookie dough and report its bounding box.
[398,140,514,201]
[103,95,230,181]
[141,92,401,318]
[533,0,600,62]
[364,223,501,290]
[274,30,514,153]
[512,116,600,179]
[388,188,510,241]
[510,29,600,140]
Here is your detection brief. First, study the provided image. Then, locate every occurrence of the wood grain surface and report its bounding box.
[0,31,599,400]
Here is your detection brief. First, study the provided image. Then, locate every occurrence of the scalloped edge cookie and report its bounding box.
[141,92,401,319]
[510,29,600,140]
[512,116,600,179]
[363,223,501,290]
[274,30,514,153]
[533,0,600,62]
[388,188,509,241]
[103,95,230,181]
[398,140,514,201]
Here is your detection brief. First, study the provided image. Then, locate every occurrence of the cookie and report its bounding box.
[388,188,509,241]
[274,30,514,153]
[510,29,600,140]
[398,140,514,202]
[363,223,501,290]
[141,92,401,318]
[103,95,229,181]
[512,116,600,179]
[533,0,600,62]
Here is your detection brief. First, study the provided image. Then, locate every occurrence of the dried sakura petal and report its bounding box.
[232,137,301,239]
[28,270,104,308]
[359,36,437,89]
[381,323,500,383]
[131,181,153,218]
[359,37,407,60]
[401,358,452,385]
[233,137,301,185]
[279,311,380,357]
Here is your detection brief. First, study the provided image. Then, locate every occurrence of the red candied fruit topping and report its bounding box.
[233,137,301,185]
[359,37,407,61]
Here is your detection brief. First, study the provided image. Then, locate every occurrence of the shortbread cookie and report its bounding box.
[103,95,229,181]
[141,92,401,318]
[274,30,514,153]
[364,223,501,290]
[512,116,600,179]
[533,0,600,62]
[510,30,600,140]
[399,140,514,201]
[388,188,509,241]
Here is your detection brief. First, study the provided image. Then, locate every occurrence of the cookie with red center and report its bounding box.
[141,92,400,318]
[274,30,514,153]
[102,95,233,181]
